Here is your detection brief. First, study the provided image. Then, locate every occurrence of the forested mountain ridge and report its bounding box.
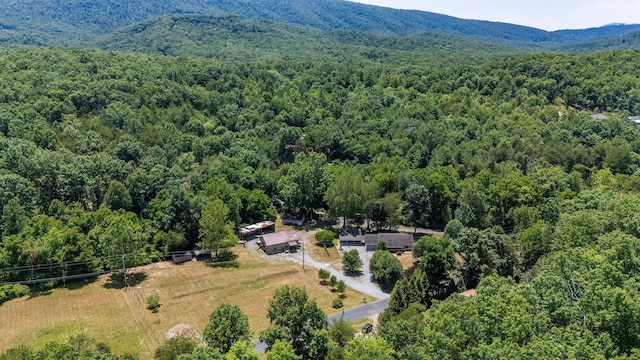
[93,14,520,63]
[1,0,640,49]
[563,30,640,52]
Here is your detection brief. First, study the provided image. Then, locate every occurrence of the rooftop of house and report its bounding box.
[364,232,414,247]
[261,230,298,247]
[339,228,364,241]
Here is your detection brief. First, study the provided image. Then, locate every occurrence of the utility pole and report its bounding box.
[302,241,306,272]
[122,254,127,290]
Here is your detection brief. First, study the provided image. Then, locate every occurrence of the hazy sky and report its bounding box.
[347,0,640,31]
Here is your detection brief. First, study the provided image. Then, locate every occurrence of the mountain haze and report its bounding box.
[0,0,639,49]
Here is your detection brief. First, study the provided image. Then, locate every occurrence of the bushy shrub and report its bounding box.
[0,284,29,305]
[315,230,335,247]
[147,294,160,311]
[332,298,344,309]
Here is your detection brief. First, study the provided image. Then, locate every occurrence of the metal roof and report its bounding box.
[364,233,414,247]
[261,231,298,247]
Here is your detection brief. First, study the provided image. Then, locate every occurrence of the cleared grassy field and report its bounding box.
[307,239,342,270]
[0,245,372,359]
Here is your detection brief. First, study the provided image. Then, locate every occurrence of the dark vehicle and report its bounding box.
[362,323,373,334]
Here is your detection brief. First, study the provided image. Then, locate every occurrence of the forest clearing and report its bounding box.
[0,245,370,358]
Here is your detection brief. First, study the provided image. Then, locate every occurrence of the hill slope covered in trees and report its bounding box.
[1,0,640,49]
[93,14,520,63]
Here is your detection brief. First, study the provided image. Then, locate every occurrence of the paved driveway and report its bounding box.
[249,230,391,352]
[267,231,390,300]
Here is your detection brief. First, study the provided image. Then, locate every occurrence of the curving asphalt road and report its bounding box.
[254,298,390,352]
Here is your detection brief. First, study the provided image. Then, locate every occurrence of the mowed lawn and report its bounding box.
[0,245,372,359]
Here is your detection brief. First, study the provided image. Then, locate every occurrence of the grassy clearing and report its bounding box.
[0,245,370,359]
[307,239,342,269]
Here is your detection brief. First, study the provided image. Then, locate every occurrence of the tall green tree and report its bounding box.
[342,249,363,275]
[89,209,149,272]
[369,250,404,290]
[260,286,328,358]
[203,304,251,354]
[199,199,237,256]
[324,167,363,227]
[345,336,394,360]
[102,180,132,211]
[266,341,300,360]
[277,152,327,217]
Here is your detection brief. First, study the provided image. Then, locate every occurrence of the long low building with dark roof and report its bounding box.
[364,233,415,252]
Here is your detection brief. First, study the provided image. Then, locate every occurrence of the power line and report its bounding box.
[0,250,233,286]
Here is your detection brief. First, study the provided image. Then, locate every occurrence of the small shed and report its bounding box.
[172,251,193,264]
[364,233,414,252]
[282,214,305,226]
[339,228,365,247]
[193,248,212,261]
[258,231,300,255]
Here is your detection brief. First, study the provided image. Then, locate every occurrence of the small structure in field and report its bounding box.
[339,228,365,247]
[364,233,414,252]
[258,230,300,255]
[193,248,212,261]
[171,251,193,264]
[238,221,276,241]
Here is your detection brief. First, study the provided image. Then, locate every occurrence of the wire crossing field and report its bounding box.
[0,246,372,359]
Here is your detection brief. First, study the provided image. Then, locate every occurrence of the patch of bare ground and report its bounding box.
[397,252,419,277]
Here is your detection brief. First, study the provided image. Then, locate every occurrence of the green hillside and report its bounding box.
[94,15,520,63]
[562,30,640,52]
[0,0,639,49]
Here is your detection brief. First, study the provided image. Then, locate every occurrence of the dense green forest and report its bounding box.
[94,15,519,64]
[2,38,640,358]
[1,0,640,49]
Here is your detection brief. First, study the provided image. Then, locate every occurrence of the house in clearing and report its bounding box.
[364,233,414,252]
[258,230,300,255]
